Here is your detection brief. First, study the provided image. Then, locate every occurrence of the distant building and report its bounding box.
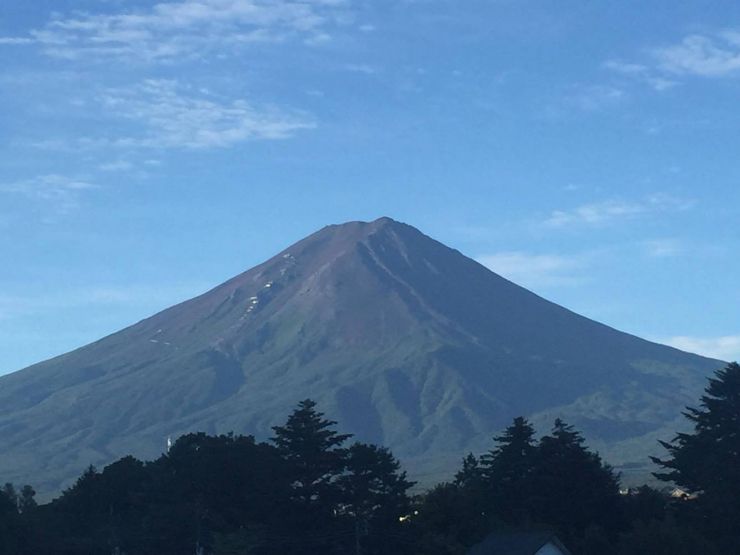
[468,530,572,555]
[670,487,698,500]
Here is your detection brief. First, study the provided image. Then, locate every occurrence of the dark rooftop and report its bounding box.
[468,530,571,555]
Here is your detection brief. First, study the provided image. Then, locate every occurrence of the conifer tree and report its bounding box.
[652,362,740,539]
[529,419,621,543]
[479,416,536,523]
[1,484,16,512]
[271,399,352,507]
[448,452,495,544]
[0,486,22,555]
[18,485,36,514]
[340,443,415,555]
[341,443,414,522]
[453,453,483,489]
[652,362,740,491]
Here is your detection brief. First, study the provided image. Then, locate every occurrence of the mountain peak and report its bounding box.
[369,215,399,227]
[285,216,419,268]
[322,216,405,236]
[0,218,721,497]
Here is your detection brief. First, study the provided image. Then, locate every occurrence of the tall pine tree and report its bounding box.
[479,416,536,524]
[271,399,352,508]
[652,362,740,541]
[339,443,415,555]
[529,419,621,544]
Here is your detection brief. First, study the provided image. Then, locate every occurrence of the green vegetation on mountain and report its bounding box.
[0,218,723,496]
[2,372,738,555]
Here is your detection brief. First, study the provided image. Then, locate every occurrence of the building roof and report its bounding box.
[468,530,572,555]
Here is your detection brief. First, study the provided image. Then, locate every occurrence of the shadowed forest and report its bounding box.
[1,363,738,555]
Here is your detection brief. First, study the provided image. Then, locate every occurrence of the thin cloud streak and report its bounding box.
[32,80,315,151]
[0,37,34,45]
[98,160,134,172]
[655,33,740,77]
[546,200,644,227]
[642,238,683,258]
[603,60,677,91]
[568,84,625,112]
[545,194,695,228]
[98,79,315,148]
[1,0,350,63]
[605,29,740,87]
[0,174,97,205]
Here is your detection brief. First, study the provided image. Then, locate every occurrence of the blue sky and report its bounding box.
[1,0,739,374]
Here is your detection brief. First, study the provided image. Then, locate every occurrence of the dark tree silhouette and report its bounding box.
[652,362,740,491]
[479,416,536,524]
[413,482,479,555]
[617,517,719,555]
[13,401,733,555]
[18,485,37,514]
[270,399,354,554]
[453,454,483,489]
[271,399,352,507]
[339,443,415,554]
[652,362,740,541]
[529,419,621,545]
[0,486,23,555]
[341,443,414,522]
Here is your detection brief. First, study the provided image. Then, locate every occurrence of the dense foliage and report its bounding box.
[418,416,624,554]
[2,364,739,554]
[0,400,415,555]
[651,361,740,551]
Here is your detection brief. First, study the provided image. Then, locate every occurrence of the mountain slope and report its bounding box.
[0,217,721,495]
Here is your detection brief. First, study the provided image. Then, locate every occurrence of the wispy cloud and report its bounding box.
[603,60,677,91]
[546,200,644,227]
[0,37,34,45]
[103,79,314,148]
[566,84,625,112]
[654,33,740,77]
[36,80,314,151]
[98,160,134,172]
[641,238,683,258]
[2,0,349,63]
[342,63,379,75]
[660,335,740,362]
[545,194,695,228]
[606,29,740,88]
[0,175,97,211]
[476,251,586,289]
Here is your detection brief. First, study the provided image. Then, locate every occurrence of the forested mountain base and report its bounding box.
[2,364,739,554]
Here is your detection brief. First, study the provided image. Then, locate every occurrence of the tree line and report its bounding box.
[1,363,739,554]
